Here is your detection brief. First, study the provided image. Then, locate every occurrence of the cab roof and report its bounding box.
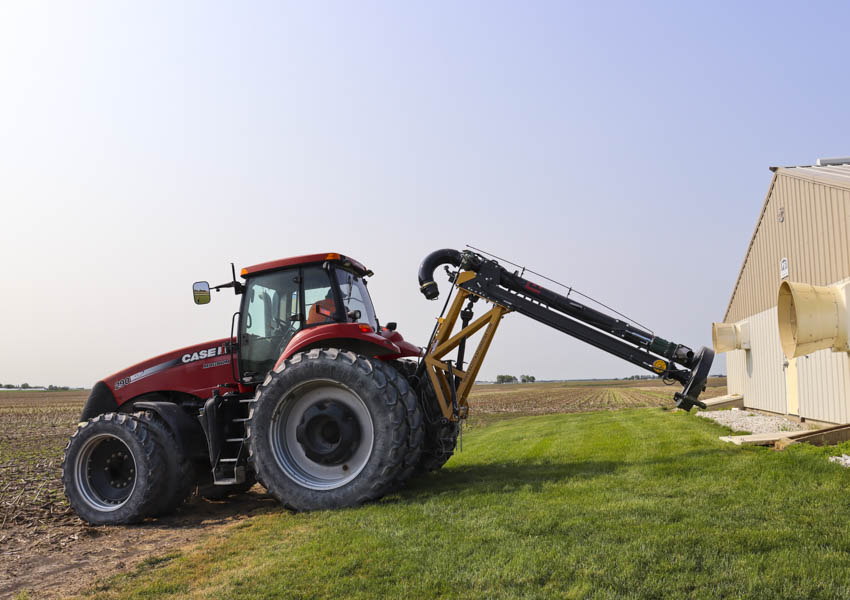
[240,253,370,278]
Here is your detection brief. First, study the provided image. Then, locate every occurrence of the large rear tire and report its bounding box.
[247,348,408,511]
[392,360,459,473]
[62,413,165,525]
[416,376,460,472]
[385,363,424,487]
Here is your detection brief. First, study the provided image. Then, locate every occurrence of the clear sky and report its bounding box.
[2,1,848,388]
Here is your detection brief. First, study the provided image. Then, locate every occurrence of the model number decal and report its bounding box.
[182,346,227,364]
[113,358,180,390]
[203,358,231,369]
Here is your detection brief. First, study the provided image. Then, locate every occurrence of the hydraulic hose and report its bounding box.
[418,249,463,300]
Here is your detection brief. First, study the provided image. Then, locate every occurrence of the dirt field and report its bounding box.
[0,378,726,599]
[0,390,278,599]
[467,377,727,423]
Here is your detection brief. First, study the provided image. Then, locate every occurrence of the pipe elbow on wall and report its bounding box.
[712,321,751,353]
[777,280,850,359]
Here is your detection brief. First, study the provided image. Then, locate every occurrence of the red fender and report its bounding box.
[276,323,420,370]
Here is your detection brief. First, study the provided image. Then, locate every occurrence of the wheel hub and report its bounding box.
[295,400,361,465]
[270,379,375,490]
[78,436,137,509]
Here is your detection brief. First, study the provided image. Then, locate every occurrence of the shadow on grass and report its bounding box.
[393,447,734,502]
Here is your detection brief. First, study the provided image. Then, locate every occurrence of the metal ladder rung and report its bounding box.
[220,458,238,463]
[225,437,244,443]
[232,417,250,422]
[239,398,254,403]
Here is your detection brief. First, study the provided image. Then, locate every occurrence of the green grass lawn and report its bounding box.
[78,408,850,600]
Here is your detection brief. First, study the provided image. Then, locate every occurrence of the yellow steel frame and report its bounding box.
[423,271,510,421]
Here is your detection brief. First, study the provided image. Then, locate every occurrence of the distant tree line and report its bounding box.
[0,383,70,390]
[495,374,536,384]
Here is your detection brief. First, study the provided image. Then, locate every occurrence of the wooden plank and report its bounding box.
[719,429,813,446]
[775,423,850,449]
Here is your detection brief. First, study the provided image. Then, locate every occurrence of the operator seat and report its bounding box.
[307,295,336,325]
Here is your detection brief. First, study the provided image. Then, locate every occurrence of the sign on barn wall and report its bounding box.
[780,257,789,280]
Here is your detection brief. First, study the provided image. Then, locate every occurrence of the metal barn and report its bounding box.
[718,159,850,425]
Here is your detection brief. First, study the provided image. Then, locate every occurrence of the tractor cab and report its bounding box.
[193,253,381,383]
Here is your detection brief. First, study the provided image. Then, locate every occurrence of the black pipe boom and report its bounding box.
[417,248,713,411]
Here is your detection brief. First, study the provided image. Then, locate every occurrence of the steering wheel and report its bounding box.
[269,317,298,353]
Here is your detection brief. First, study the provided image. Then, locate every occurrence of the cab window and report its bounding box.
[303,267,337,326]
[241,269,300,378]
[335,269,377,328]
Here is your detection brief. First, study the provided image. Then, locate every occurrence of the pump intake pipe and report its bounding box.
[418,249,714,411]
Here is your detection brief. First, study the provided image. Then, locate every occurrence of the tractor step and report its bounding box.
[200,391,253,484]
[212,478,238,485]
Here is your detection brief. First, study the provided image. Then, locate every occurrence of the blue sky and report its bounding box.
[2,1,848,387]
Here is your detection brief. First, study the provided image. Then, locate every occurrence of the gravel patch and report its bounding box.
[696,408,810,434]
[829,455,850,468]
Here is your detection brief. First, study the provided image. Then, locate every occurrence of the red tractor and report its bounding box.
[63,249,712,524]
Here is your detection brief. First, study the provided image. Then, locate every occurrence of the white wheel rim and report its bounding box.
[269,379,374,491]
[74,433,137,512]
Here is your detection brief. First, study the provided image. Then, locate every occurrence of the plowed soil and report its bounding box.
[0,391,276,599]
[467,378,727,422]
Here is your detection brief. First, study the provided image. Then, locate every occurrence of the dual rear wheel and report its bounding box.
[247,349,459,511]
[62,411,198,525]
[247,348,422,511]
[62,413,166,525]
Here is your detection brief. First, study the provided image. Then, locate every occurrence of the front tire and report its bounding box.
[247,348,408,511]
[133,410,196,515]
[62,413,165,525]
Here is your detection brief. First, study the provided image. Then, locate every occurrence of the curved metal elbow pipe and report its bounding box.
[418,249,463,300]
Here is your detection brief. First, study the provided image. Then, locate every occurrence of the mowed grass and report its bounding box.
[79,406,850,600]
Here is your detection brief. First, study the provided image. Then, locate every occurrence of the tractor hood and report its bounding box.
[85,338,236,416]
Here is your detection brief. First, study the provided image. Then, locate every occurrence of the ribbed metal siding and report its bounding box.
[725,170,850,323]
[725,307,786,414]
[797,346,850,423]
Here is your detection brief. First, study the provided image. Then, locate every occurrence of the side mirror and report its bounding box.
[193,281,211,305]
[386,322,397,331]
[347,309,361,321]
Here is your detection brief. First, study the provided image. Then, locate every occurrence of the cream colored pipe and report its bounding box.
[712,322,750,353]
[777,281,850,358]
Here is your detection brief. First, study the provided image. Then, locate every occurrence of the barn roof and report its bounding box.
[724,161,850,322]
[770,162,850,190]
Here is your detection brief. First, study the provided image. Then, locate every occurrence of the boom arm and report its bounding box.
[416,249,714,421]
